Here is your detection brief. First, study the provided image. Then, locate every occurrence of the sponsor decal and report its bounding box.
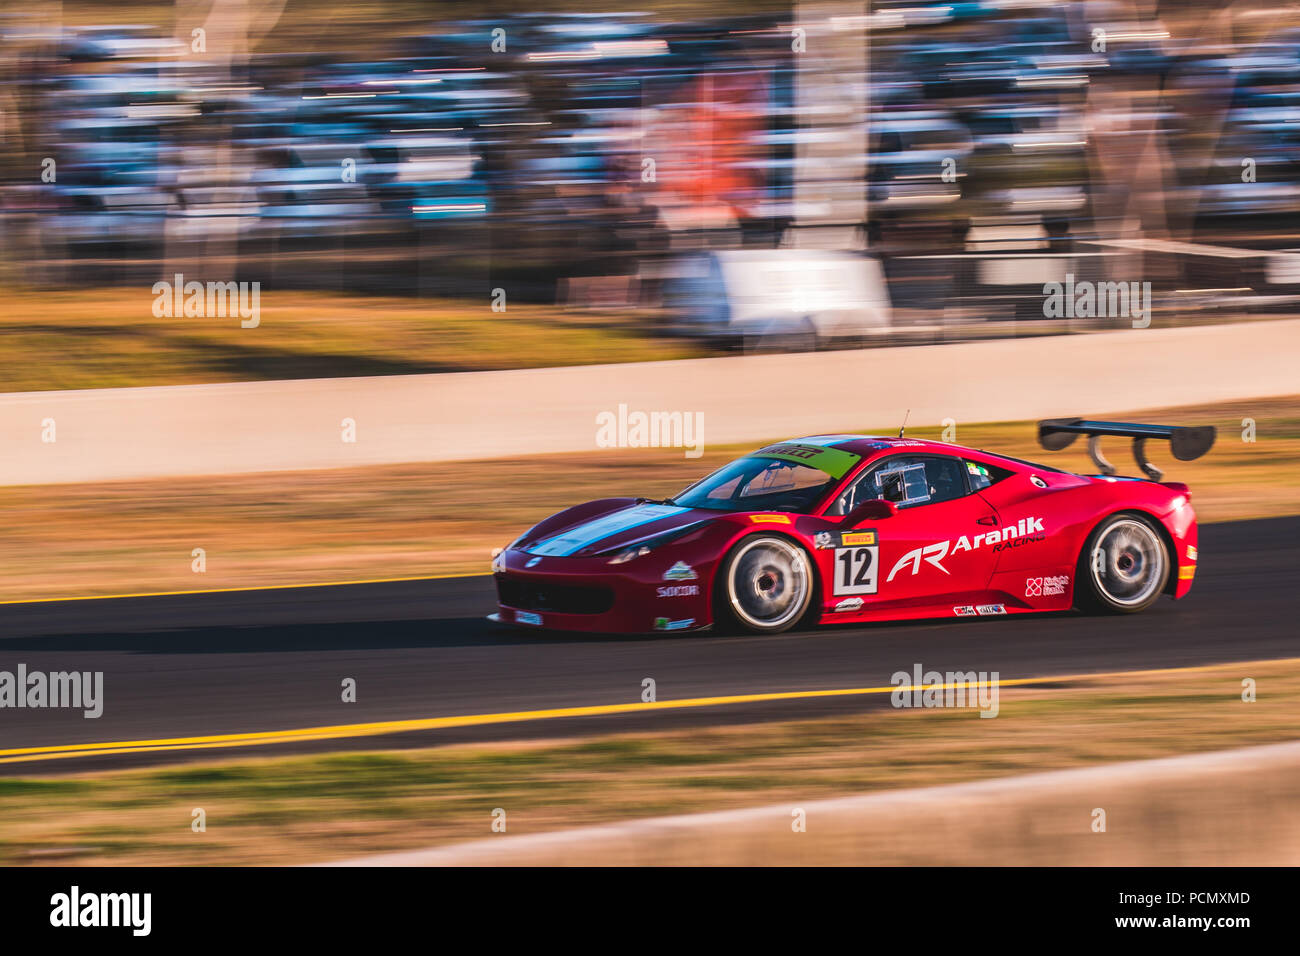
[953,605,977,616]
[663,561,698,581]
[657,584,700,598]
[886,516,1047,582]
[1179,566,1196,580]
[1187,545,1197,561]
[754,443,861,479]
[749,514,792,525]
[814,531,836,550]
[515,610,543,626]
[833,597,864,613]
[654,616,695,631]
[1025,576,1067,597]
[975,604,1006,616]
[840,530,876,546]
[525,556,542,568]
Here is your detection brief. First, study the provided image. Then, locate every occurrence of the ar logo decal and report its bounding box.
[886,541,951,582]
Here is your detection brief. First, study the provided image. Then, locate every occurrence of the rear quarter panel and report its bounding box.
[979,470,1195,607]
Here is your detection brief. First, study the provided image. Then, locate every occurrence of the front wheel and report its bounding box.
[1076,512,1170,614]
[717,535,814,634]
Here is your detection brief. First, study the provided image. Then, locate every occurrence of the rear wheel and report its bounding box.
[718,535,813,634]
[1077,512,1169,614]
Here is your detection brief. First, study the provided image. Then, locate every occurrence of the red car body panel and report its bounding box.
[493,435,1199,633]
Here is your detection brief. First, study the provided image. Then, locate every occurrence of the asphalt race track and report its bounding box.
[0,517,1295,772]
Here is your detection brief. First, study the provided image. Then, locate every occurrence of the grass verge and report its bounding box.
[0,286,702,393]
[0,657,1295,866]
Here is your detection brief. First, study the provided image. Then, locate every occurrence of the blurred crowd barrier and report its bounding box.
[4,1,1300,346]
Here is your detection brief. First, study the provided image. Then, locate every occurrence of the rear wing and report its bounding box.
[1037,419,1215,482]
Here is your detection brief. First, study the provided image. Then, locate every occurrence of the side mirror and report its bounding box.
[843,498,897,527]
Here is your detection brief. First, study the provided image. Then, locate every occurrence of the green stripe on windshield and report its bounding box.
[755,443,861,479]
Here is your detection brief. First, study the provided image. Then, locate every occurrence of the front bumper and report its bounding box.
[492,549,712,634]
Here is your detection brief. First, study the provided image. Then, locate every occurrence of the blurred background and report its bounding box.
[2,1,1300,871]
[4,0,1300,351]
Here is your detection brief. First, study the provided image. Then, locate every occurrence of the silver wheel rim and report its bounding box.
[727,537,809,630]
[1090,518,1165,607]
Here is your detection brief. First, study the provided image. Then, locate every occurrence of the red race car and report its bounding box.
[490,419,1214,635]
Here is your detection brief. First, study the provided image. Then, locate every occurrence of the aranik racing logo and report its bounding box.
[887,517,1047,582]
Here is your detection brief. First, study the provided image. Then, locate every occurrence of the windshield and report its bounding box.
[672,455,842,513]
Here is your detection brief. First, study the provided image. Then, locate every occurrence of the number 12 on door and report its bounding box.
[834,546,878,596]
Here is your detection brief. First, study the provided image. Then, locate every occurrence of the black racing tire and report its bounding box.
[714,535,815,634]
[1075,511,1170,614]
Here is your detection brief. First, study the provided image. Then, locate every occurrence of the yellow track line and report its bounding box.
[0,572,484,607]
[3,658,1290,767]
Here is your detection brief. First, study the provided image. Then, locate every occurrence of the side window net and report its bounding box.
[874,461,931,506]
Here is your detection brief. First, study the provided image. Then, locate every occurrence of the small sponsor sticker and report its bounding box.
[1179,566,1196,580]
[814,531,836,550]
[953,605,977,617]
[840,530,877,546]
[749,514,792,525]
[1025,576,1068,597]
[833,597,864,613]
[654,616,695,631]
[663,561,698,581]
[657,584,700,598]
[1187,545,1197,561]
[515,610,542,626]
[975,604,1006,616]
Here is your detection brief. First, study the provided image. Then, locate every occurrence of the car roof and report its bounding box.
[778,435,967,457]
[772,435,1063,474]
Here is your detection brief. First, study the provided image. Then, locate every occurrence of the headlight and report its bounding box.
[491,549,507,574]
[606,544,652,565]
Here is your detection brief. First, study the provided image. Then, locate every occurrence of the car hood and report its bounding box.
[521,502,715,558]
